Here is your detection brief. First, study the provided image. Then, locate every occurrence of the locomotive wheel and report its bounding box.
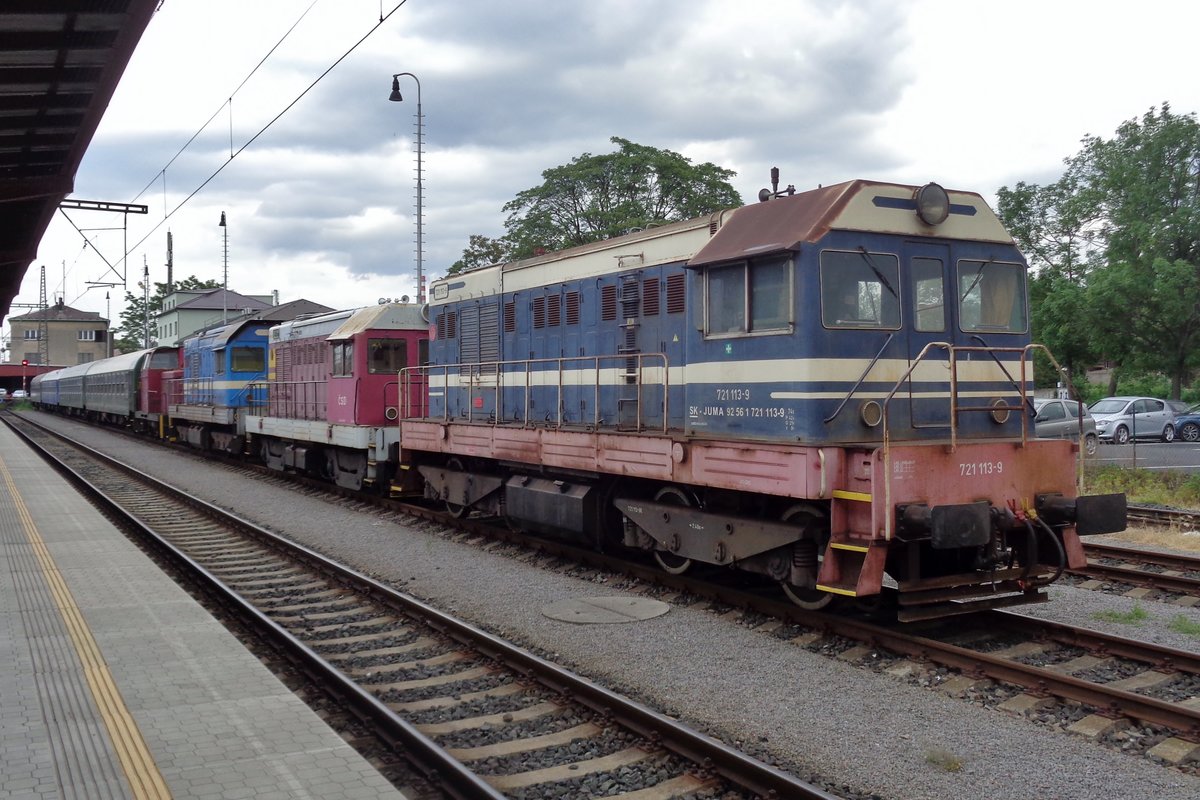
[779,504,834,611]
[651,486,695,575]
[443,457,469,518]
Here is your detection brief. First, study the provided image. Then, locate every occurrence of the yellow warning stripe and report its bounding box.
[832,489,872,502]
[816,584,859,597]
[830,542,869,553]
[0,456,172,799]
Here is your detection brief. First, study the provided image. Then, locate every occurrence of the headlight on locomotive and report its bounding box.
[914,182,950,225]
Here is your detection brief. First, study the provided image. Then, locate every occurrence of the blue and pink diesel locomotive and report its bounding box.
[27,178,1125,620]
[398,179,1125,620]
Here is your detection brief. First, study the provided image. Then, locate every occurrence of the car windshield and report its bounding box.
[1089,399,1130,415]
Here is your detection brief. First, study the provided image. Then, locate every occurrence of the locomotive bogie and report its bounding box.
[248,415,403,491]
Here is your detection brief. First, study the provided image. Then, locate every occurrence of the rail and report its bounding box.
[400,352,670,433]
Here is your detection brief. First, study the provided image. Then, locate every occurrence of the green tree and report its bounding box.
[447,234,512,276]
[465,137,741,262]
[998,104,1200,397]
[1079,104,1200,398]
[997,177,1104,387]
[113,276,221,353]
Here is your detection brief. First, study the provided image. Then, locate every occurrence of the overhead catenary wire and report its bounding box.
[65,0,325,307]
[74,0,411,299]
[128,0,322,208]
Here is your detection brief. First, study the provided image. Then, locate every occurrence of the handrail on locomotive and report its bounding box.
[875,341,1083,541]
[399,352,669,433]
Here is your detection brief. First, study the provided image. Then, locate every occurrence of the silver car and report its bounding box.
[1088,396,1175,444]
[1032,398,1098,455]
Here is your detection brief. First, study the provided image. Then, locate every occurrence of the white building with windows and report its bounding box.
[154,288,273,346]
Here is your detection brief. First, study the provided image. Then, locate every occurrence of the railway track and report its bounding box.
[5,414,838,799]
[1071,504,1200,599]
[1127,504,1200,530]
[13,410,1200,770]
[1076,541,1200,600]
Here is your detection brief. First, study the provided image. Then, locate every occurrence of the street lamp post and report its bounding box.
[389,72,424,304]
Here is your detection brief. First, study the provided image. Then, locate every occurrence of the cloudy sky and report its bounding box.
[6,0,1200,339]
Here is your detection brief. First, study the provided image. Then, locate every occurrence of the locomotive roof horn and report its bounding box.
[758,166,796,202]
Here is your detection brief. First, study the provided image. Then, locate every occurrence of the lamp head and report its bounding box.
[219,211,226,227]
[389,76,403,102]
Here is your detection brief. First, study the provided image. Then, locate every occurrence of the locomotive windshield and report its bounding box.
[819,250,901,328]
[230,346,265,373]
[957,260,1027,333]
[368,339,408,374]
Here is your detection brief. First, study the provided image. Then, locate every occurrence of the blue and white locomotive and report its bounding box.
[400,178,1125,620]
[170,319,270,452]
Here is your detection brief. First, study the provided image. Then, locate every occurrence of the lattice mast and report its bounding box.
[37,265,48,365]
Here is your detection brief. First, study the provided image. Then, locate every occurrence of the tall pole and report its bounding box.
[390,72,423,304]
[105,291,111,358]
[219,211,228,324]
[142,257,150,348]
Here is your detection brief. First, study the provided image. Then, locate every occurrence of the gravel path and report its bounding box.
[33,413,1200,800]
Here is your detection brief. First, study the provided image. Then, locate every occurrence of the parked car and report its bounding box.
[1170,402,1200,442]
[10,389,27,401]
[1032,398,1099,455]
[0,387,7,401]
[1088,396,1175,444]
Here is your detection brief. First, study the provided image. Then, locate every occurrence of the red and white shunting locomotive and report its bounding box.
[396,178,1127,620]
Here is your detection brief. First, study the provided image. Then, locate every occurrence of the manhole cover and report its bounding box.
[541,596,671,624]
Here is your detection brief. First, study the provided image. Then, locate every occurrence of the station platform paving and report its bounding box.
[0,422,410,799]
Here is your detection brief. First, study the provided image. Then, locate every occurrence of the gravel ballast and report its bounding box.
[33,413,1200,800]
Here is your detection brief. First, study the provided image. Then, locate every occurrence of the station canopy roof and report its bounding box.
[0,0,159,325]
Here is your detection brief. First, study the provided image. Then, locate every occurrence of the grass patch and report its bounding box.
[1085,465,1200,509]
[1091,605,1150,625]
[1168,615,1200,636]
[924,748,963,772]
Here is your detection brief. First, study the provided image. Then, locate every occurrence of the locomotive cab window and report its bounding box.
[368,339,408,374]
[820,250,901,329]
[231,346,265,373]
[332,341,354,376]
[705,256,791,336]
[957,260,1027,333]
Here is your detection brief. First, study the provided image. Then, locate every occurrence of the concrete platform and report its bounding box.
[0,422,409,799]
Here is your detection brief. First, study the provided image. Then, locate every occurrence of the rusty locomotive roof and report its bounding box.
[688,179,1012,268]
